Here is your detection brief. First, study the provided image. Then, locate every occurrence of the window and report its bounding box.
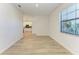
[60,4,79,35]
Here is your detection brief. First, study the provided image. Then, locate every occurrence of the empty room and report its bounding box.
[0,3,79,55]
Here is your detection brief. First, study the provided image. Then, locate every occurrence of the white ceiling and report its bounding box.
[15,3,59,16]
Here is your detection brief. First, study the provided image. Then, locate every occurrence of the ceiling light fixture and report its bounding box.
[35,3,39,8]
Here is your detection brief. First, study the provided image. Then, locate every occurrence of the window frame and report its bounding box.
[60,4,79,35]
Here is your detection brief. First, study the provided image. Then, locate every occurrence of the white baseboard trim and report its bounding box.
[32,33,48,36]
[0,36,23,54]
[36,34,48,36]
[49,35,74,55]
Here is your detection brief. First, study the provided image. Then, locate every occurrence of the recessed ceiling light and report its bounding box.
[35,3,39,8]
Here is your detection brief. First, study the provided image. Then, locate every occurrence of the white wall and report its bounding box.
[49,3,79,54]
[0,3,23,53]
[23,15,49,36]
[32,16,49,36]
[23,15,32,27]
[23,22,32,27]
[23,15,32,22]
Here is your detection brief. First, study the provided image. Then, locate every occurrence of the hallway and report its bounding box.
[2,31,71,55]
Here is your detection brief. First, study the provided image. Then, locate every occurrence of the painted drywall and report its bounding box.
[23,22,32,27]
[23,15,32,22]
[49,3,79,54]
[23,15,48,36]
[0,4,23,53]
[32,16,49,36]
[23,15,32,27]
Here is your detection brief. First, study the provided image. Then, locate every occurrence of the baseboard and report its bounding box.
[49,35,74,55]
[0,36,23,54]
[36,34,48,36]
[32,33,37,36]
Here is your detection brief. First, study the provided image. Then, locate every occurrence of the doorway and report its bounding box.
[23,15,32,34]
[23,22,32,32]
